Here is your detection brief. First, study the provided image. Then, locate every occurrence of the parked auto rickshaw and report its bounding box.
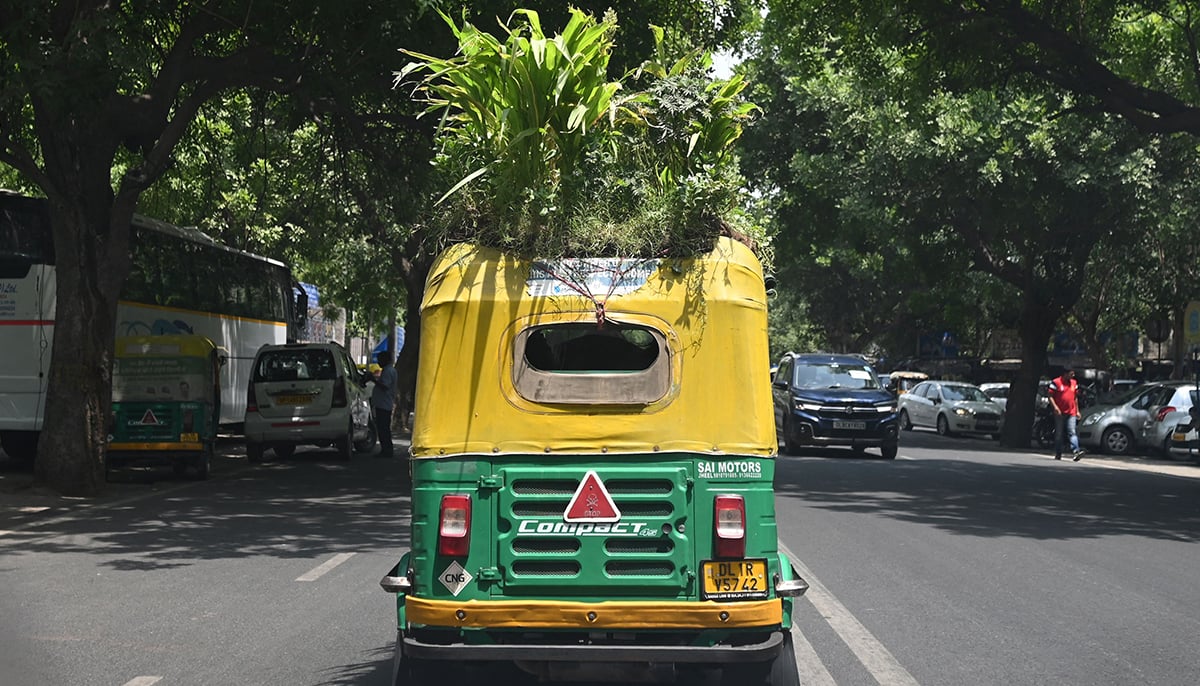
[380,237,807,685]
[886,370,929,395]
[107,335,224,479]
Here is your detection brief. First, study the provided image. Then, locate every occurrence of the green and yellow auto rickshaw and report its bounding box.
[107,334,224,480]
[380,237,807,685]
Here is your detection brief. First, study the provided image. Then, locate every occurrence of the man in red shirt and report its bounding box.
[1048,367,1084,461]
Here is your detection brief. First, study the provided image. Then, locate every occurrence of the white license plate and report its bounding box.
[833,420,866,430]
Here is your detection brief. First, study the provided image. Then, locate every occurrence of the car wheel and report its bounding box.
[880,443,898,460]
[274,444,296,460]
[936,414,953,437]
[720,630,800,686]
[898,409,912,431]
[1101,426,1133,455]
[354,420,378,454]
[246,441,264,463]
[336,425,353,462]
[781,416,802,455]
[189,444,212,480]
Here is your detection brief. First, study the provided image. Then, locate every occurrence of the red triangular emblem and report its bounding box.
[563,471,621,523]
[140,409,159,425]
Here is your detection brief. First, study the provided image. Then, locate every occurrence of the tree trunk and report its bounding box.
[999,296,1059,449]
[33,192,129,496]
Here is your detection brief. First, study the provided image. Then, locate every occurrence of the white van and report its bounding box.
[243,342,376,461]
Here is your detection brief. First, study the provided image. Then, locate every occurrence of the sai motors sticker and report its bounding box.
[697,460,763,479]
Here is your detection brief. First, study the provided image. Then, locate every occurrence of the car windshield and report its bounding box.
[942,385,989,402]
[793,362,881,390]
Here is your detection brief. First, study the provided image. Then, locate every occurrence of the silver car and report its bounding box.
[243,342,377,461]
[1077,381,1196,455]
[1138,386,1200,455]
[897,380,1006,437]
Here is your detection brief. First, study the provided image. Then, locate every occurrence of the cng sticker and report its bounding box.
[438,560,472,597]
[563,470,621,523]
[139,409,160,425]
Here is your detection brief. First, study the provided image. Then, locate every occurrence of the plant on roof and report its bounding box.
[396,7,766,262]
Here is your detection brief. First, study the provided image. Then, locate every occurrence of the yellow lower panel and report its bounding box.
[406,597,782,630]
[108,442,202,451]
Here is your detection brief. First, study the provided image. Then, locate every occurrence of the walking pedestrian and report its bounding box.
[372,350,397,459]
[1048,366,1085,461]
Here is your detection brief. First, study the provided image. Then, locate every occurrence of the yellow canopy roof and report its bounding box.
[411,237,776,458]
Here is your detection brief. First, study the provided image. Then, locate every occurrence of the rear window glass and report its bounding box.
[253,348,338,382]
[513,322,670,404]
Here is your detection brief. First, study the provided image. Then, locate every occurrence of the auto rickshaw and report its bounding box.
[380,237,807,685]
[886,370,929,395]
[107,334,224,480]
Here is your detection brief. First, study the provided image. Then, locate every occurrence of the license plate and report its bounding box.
[833,420,866,430]
[180,432,199,442]
[701,559,769,601]
[277,394,312,405]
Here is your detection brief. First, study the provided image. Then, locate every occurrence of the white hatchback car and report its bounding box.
[243,342,376,461]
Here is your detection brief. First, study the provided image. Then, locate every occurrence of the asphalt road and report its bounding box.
[1,432,1198,686]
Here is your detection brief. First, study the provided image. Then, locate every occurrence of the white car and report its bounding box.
[897,380,1006,438]
[243,342,376,461]
[1140,386,1200,456]
[979,382,1009,411]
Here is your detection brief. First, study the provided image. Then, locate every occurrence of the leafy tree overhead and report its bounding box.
[0,0,438,495]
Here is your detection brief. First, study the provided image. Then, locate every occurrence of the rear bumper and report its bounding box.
[401,628,785,664]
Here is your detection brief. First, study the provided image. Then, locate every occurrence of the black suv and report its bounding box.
[772,352,900,459]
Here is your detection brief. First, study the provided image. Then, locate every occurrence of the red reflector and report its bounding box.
[438,494,472,557]
[714,494,746,559]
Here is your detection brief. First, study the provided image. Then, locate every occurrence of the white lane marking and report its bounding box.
[791,623,837,686]
[122,678,163,686]
[296,552,356,581]
[781,542,921,686]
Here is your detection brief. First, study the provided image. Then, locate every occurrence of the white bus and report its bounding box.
[0,190,307,461]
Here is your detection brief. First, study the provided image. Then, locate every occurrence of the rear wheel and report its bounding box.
[898,409,912,431]
[354,420,377,454]
[246,441,264,463]
[274,444,296,460]
[720,631,800,686]
[190,444,212,480]
[392,635,436,686]
[0,431,38,463]
[336,425,353,462]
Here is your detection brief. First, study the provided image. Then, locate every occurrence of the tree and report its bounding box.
[0,0,434,495]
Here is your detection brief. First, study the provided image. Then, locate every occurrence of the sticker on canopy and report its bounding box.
[527,258,660,298]
[563,471,621,522]
[438,560,473,597]
[698,460,764,479]
[848,370,872,380]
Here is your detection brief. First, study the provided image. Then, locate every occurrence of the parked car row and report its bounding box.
[1078,381,1199,456]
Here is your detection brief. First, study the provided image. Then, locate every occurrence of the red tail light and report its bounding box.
[713,494,746,559]
[332,377,348,407]
[1157,406,1176,422]
[438,494,472,557]
[246,383,258,413]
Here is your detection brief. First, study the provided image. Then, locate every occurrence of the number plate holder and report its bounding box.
[833,420,866,430]
[277,394,313,405]
[701,559,769,601]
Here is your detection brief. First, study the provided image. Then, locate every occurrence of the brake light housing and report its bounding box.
[713,494,746,559]
[246,383,258,413]
[1156,406,1176,422]
[438,494,472,557]
[332,376,348,407]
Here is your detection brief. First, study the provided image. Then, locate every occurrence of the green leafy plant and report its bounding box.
[396,7,765,261]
